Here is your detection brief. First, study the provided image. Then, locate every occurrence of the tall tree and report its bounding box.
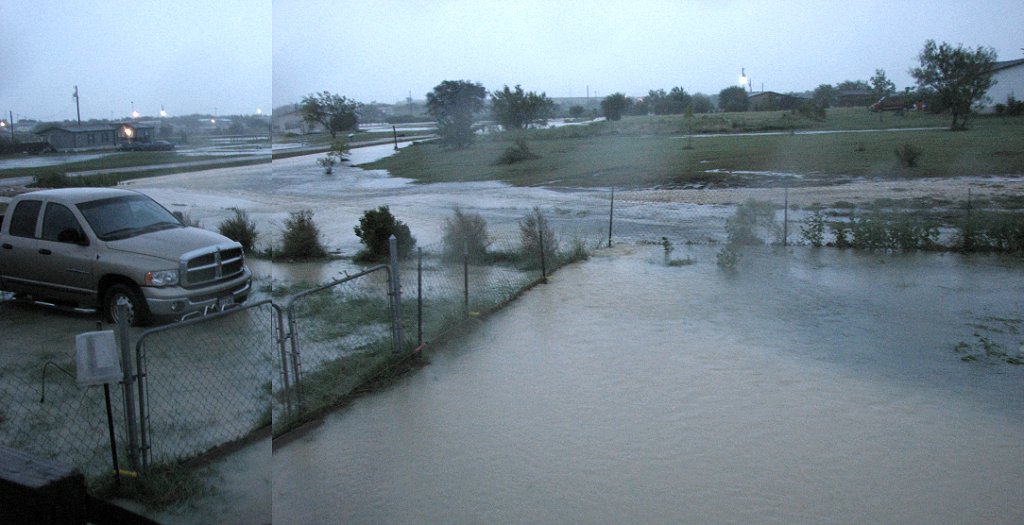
[299,92,360,139]
[490,85,555,130]
[427,80,488,148]
[600,93,631,121]
[812,84,837,108]
[718,86,749,112]
[911,40,998,130]
[870,69,897,100]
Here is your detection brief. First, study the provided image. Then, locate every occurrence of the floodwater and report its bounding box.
[273,244,1024,524]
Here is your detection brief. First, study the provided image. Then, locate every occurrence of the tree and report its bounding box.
[718,86,749,112]
[490,85,555,130]
[353,206,416,261]
[870,69,897,100]
[812,84,837,108]
[568,105,585,118]
[911,40,998,131]
[299,91,360,139]
[427,80,488,148]
[646,87,692,115]
[600,93,630,121]
[690,94,714,114]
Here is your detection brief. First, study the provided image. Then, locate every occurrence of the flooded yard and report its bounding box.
[273,244,1024,524]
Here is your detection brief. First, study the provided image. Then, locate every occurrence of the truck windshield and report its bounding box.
[77,195,183,241]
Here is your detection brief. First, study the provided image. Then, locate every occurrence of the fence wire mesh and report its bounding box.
[0,360,129,480]
[136,301,275,468]
[3,180,1020,478]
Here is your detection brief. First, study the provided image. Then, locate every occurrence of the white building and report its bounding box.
[980,58,1024,113]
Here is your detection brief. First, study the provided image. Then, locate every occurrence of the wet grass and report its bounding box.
[361,109,1023,189]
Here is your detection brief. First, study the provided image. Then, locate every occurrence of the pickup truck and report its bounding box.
[0,188,251,325]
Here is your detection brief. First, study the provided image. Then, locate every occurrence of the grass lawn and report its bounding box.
[0,151,262,181]
[361,108,1024,189]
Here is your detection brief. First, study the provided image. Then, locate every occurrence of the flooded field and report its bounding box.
[273,244,1024,524]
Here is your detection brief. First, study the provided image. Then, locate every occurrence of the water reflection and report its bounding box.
[272,246,1024,524]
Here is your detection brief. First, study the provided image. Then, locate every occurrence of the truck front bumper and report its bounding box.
[142,267,253,319]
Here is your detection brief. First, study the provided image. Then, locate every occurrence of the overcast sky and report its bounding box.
[4,1,1022,122]
[3,0,271,122]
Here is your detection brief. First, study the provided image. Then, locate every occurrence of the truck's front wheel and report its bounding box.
[104,283,151,326]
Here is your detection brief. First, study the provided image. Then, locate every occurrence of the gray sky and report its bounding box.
[3,0,271,122]
[274,0,1023,106]
[4,1,1022,123]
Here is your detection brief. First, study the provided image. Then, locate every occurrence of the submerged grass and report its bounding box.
[361,109,1024,189]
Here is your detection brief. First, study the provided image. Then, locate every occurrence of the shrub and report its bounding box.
[442,207,491,263]
[716,246,740,268]
[800,212,826,247]
[725,199,780,245]
[172,210,202,228]
[218,208,258,253]
[280,209,327,259]
[894,143,923,168]
[494,139,540,165]
[354,206,416,262]
[317,140,351,174]
[519,207,558,266]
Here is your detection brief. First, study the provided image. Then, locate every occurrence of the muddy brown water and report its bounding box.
[272,245,1024,524]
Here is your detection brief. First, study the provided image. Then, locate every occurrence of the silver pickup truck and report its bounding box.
[0,188,251,325]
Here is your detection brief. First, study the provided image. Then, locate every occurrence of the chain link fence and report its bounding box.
[0,359,130,480]
[3,179,1020,481]
[135,300,277,469]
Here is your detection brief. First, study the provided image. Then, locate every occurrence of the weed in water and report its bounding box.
[279,209,328,260]
[218,207,258,254]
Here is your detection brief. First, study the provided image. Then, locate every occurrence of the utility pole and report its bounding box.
[8,111,13,141]
[73,86,81,126]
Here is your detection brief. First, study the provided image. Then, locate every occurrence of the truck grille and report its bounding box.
[180,244,245,287]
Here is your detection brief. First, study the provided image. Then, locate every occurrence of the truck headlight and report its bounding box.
[145,270,179,287]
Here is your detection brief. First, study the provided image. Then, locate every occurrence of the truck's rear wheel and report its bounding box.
[104,283,151,326]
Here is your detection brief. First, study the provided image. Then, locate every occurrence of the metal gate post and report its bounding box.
[116,306,141,472]
[388,235,403,353]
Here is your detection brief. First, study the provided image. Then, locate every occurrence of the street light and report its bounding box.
[739,68,749,88]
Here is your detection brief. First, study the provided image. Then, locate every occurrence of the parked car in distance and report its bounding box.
[0,188,251,325]
[869,97,908,112]
[119,140,176,151]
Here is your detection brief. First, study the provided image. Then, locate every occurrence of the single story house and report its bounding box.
[748,91,808,111]
[34,123,154,152]
[980,58,1024,113]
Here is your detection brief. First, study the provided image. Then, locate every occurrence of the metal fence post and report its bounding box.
[389,235,403,353]
[539,224,548,283]
[463,240,469,317]
[116,306,141,472]
[783,186,789,247]
[608,188,615,248]
[417,247,423,347]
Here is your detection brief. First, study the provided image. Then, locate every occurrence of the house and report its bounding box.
[748,91,807,111]
[980,58,1024,113]
[835,89,875,107]
[34,123,154,152]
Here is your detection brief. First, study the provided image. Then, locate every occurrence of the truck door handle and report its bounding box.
[1,243,11,249]
[38,249,52,255]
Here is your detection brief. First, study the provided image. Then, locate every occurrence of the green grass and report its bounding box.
[360,109,1024,189]
[0,151,265,180]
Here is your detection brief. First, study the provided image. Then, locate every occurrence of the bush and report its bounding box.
[317,140,351,174]
[519,207,558,266]
[280,209,327,259]
[494,139,540,165]
[800,213,826,247]
[894,143,923,168]
[218,208,258,253]
[442,207,491,263]
[725,199,780,245]
[354,206,416,262]
[172,210,202,228]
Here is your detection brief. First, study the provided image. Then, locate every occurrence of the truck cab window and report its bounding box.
[9,200,42,238]
[42,203,83,243]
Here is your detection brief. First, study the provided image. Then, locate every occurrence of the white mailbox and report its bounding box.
[75,331,122,386]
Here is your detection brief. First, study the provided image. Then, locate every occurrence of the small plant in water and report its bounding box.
[716,246,740,269]
[800,213,826,247]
